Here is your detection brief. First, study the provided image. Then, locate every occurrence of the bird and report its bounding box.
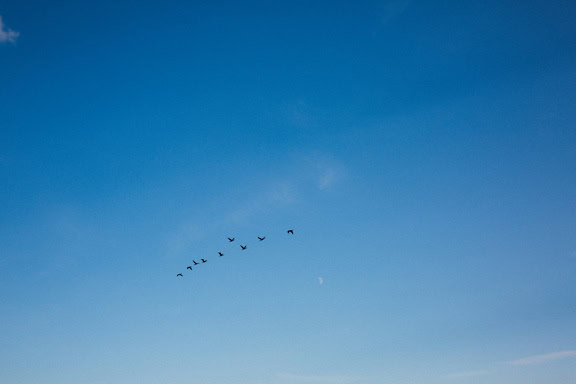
[201,259,207,263]
[218,252,224,256]
[228,237,235,242]
[287,229,294,234]
[177,273,183,277]
[258,236,265,241]
[240,245,247,250]
[193,260,199,265]
[187,266,193,270]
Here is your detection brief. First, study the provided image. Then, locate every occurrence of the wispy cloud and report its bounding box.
[441,349,576,380]
[166,223,207,258]
[164,179,299,258]
[506,350,576,366]
[0,16,19,44]
[223,181,298,225]
[318,167,338,190]
[307,155,344,191]
[164,153,344,259]
[443,370,489,379]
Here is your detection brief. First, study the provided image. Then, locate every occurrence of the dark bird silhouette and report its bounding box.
[241,245,247,250]
[193,260,199,265]
[218,252,224,256]
[287,229,294,234]
[177,273,183,277]
[201,259,207,263]
[258,236,265,241]
[187,266,193,270]
[228,237,235,242]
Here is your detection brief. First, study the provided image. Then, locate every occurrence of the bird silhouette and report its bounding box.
[218,252,224,256]
[287,229,294,234]
[193,260,199,265]
[240,245,247,250]
[228,237,235,242]
[201,259,207,263]
[177,273,183,277]
[187,266,193,270]
[258,236,265,241]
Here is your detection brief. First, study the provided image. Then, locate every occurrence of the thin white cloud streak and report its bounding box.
[164,180,299,258]
[506,350,576,366]
[0,16,19,44]
[309,155,345,191]
[164,153,345,258]
[318,168,337,190]
[441,349,576,380]
[165,223,207,257]
[223,181,298,225]
[221,155,344,224]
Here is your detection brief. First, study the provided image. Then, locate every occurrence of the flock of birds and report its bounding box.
[176,229,295,277]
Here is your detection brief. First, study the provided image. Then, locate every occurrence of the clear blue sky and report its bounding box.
[1,1,575,383]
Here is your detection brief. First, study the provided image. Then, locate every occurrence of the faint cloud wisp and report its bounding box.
[506,350,576,366]
[0,16,19,44]
[223,181,298,225]
[318,168,338,190]
[442,349,576,380]
[308,155,345,191]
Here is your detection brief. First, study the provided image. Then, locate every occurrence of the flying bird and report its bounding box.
[193,260,199,265]
[177,273,183,277]
[187,266,193,270]
[228,237,235,242]
[201,259,207,263]
[258,236,265,241]
[287,229,294,234]
[240,245,247,250]
[218,252,224,256]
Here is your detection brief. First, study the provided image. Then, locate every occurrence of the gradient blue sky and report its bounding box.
[1,1,576,383]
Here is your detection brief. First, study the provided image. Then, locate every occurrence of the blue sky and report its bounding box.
[1,1,576,383]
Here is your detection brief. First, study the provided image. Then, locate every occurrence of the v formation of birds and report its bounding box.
[177,229,294,277]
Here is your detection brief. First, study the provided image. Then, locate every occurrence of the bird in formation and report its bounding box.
[177,229,294,277]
